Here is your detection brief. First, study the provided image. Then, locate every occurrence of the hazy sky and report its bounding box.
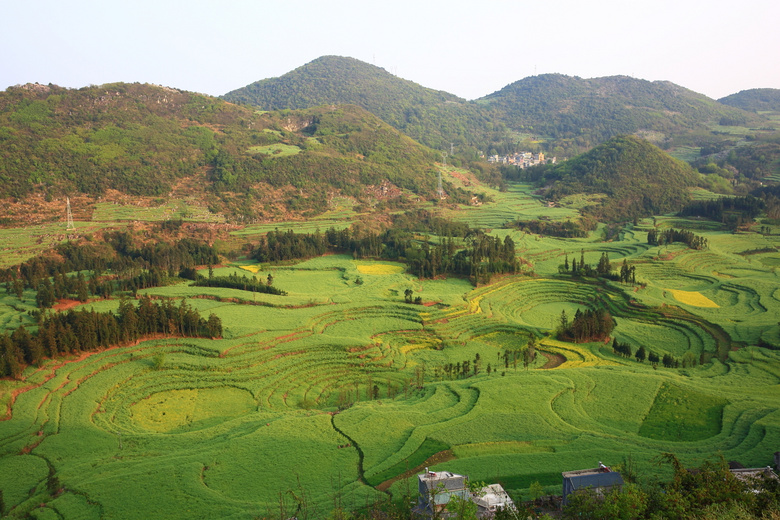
[2,0,779,100]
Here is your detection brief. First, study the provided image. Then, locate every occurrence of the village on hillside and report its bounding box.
[484,151,556,168]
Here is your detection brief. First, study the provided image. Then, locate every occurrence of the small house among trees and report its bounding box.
[562,463,624,505]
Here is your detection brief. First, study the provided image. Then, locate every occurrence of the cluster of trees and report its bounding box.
[709,139,780,181]
[403,289,422,305]
[1,232,220,308]
[406,233,519,284]
[558,252,637,284]
[192,272,285,295]
[0,297,222,378]
[558,307,615,343]
[251,221,520,286]
[647,228,708,250]
[612,338,634,358]
[512,218,590,238]
[679,195,765,224]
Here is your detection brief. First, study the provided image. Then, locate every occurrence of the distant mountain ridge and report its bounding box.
[719,88,780,112]
[479,73,756,146]
[225,56,762,155]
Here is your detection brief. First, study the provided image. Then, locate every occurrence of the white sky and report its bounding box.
[2,0,779,101]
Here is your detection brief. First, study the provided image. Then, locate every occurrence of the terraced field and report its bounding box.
[2,183,780,518]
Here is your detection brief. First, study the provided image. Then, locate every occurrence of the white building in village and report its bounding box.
[415,469,516,518]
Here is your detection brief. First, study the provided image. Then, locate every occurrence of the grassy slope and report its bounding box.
[1,179,779,517]
[0,83,439,222]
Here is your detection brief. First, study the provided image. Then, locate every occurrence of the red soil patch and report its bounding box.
[52,299,86,311]
[540,351,566,369]
[375,449,456,492]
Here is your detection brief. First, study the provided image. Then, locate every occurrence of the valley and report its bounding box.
[1,55,780,518]
[1,174,779,519]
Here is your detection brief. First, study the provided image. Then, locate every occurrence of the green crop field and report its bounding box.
[1,180,780,518]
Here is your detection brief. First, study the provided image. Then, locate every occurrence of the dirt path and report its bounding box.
[539,351,566,369]
[375,450,456,492]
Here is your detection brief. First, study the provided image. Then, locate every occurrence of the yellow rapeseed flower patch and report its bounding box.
[668,289,719,308]
[239,264,262,274]
[400,343,430,354]
[539,339,619,369]
[356,264,404,275]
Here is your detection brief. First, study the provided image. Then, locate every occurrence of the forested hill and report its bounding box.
[540,135,700,221]
[477,74,759,150]
[719,88,780,112]
[221,55,507,151]
[224,57,763,156]
[0,82,439,209]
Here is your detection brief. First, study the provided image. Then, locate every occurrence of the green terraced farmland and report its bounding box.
[2,191,780,519]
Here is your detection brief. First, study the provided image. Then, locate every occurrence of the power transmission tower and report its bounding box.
[66,197,75,230]
[438,154,446,199]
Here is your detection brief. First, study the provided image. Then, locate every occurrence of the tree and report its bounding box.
[529,481,545,504]
[404,288,414,303]
[445,493,478,520]
[559,310,569,332]
[648,350,659,365]
[206,313,222,338]
[152,353,166,370]
[563,483,648,520]
[635,345,646,363]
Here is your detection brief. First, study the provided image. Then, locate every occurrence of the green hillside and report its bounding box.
[223,57,767,159]
[479,74,759,153]
[541,135,700,220]
[719,88,780,112]
[222,55,508,151]
[0,83,440,216]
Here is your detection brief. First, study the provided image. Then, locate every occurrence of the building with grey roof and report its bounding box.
[562,464,624,505]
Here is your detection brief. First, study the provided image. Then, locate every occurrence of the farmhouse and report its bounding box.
[471,483,516,517]
[562,463,624,505]
[415,469,470,517]
[730,466,780,491]
[415,469,516,518]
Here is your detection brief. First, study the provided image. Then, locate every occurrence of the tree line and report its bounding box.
[648,228,708,250]
[192,272,286,295]
[0,296,222,378]
[679,195,764,222]
[612,339,695,368]
[559,251,637,284]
